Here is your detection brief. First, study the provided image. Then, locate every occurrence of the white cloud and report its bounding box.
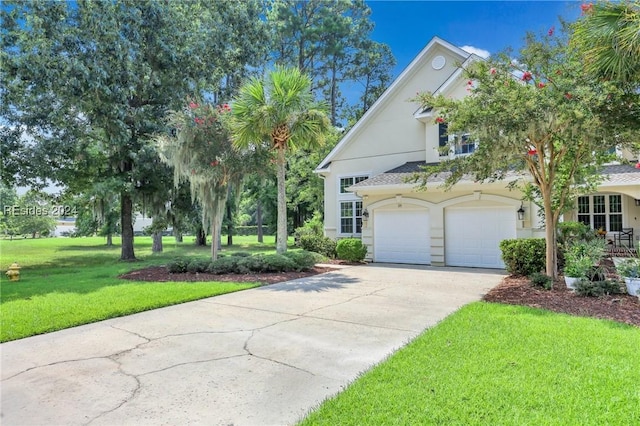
[460,45,491,59]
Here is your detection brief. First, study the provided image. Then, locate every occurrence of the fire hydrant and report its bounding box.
[5,263,21,282]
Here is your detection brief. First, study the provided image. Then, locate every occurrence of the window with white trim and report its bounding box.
[438,123,477,157]
[339,176,368,193]
[340,200,363,234]
[577,194,622,232]
[338,175,368,235]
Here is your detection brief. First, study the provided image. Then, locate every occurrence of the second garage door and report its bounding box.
[445,206,515,268]
[374,209,430,264]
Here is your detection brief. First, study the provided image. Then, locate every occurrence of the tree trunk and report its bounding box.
[152,231,163,252]
[211,217,219,260]
[106,233,113,246]
[276,147,288,254]
[330,59,337,126]
[195,226,206,246]
[174,231,183,243]
[210,190,228,261]
[120,192,136,261]
[226,196,233,246]
[542,189,558,279]
[256,201,263,243]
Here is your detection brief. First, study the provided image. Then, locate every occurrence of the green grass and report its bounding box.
[300,302,640,426]
[0,235,287,342]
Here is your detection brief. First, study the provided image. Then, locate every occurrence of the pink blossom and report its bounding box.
[521,71,533,82]
[581,3,593,14]
[435,117,445,124]
[548,26,555,36]
[210,160,219,167]
[189,102,199,109]
[635,162,640,169]
[490,68,497,75]
[194,117,205,125]
[528,149,537,156]
[565,93,573,100]
[537,82,546,88]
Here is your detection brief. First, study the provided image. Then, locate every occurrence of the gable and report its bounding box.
[316,37,471,173]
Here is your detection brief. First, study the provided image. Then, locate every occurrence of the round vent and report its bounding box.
[431,55,446,70]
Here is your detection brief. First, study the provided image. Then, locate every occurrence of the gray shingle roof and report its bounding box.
[349,161,640,190]
[349,161,438,188]
[600,163,640,185]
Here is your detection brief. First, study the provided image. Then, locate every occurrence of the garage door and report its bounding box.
[374,209,430,264]
[445,206,516,268]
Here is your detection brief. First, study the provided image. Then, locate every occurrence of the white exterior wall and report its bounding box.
[321,42,469,238]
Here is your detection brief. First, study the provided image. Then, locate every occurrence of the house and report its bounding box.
[315,37,640,268]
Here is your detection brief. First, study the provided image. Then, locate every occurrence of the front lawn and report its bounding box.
[0,236,284,342]
[300,302,640,425]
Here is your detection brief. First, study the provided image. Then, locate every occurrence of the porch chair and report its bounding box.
[616,228,634,248]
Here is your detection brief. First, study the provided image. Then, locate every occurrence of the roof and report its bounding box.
[349,161,442,188]
[349,161,640,192]
[600,163,640,185]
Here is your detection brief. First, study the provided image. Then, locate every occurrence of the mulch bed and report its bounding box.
[484,276,640,327]
[119,265,341,285]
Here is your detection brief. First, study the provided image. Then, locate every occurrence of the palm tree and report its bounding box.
[229,67,331,254]
[572,1,640,83]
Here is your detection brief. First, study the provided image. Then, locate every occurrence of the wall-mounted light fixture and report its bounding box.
[517,203,525,221]
[635,199,640,207]
[362,208,369,220]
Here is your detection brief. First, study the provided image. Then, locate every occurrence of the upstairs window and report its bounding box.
[339,175,368,194]
[438,123,477,157]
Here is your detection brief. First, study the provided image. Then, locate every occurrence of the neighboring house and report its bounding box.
[315,37,640,268]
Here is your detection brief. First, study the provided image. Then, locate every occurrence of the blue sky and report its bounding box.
[366,1,583,77]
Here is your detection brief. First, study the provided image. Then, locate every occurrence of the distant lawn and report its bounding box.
[0,235,286,342]
[300,302,640,425]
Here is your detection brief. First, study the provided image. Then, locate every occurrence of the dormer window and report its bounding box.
[438,123,477,157]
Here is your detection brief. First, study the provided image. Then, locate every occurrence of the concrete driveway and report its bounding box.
[1,263,504,426]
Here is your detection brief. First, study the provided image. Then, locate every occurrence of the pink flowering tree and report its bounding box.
[410,30,633,278]
[157,100,268,260]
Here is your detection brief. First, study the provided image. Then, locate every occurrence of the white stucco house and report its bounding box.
[315,37,640,268]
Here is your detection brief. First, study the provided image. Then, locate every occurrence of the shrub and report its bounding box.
[283,250,321,271]
[167,258,189,273]
[499,238,546,276]
[336,238,367,262]
[557,221,595,246]
[299,234,337,258]
[563,239,607,278]
[574,279,624,297]
[186,259,210,274]
[236,255,267,273]
[529,272,553,290]
[294,212,324,246]
[617,258,640,279]
[207,257,240,274]
[261,254,298,273]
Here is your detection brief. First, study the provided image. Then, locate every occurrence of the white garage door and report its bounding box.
[374,209,430,264]
[445,206,516,268]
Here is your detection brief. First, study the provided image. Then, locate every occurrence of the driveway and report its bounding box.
[1,263,504,426]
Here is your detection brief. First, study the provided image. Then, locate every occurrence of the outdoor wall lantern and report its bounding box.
[517,204,525,221]
[635,199,640,207]
[362,208,370,220]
